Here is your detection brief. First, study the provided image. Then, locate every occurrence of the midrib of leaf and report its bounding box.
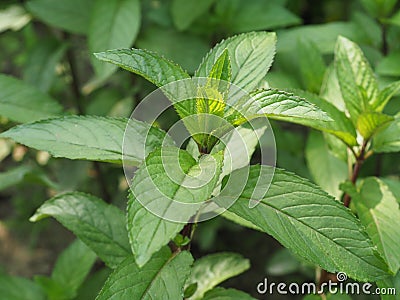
[140,252,180,299]
[230,194,381,269]
[230,39,255,86]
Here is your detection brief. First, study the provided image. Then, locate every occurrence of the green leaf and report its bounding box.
[0,116,173,165]
[334,36,378,121]
[288,89,357,146]
[136,26,209,73]
[202,287,257,300]
[96,248,193,300]
[52,239,97,296]
[306,131,348,199]
[208,49,231,83]
[94,48,190,87]
[185,252,250,300]
[34,276,73,300]
[377,271,400,300]
[0,165,33,191]
[23,39,67,92]
[171,0,215,30]
[0,274,45,300]
[352,177,400,274]
[357,112,394,139]
[30,192,130,268]
[376,52,400,77]
[278,22,367,54]
[372,80,400,112]
[297,39,326,94]
[26,0,94,34]
[0,74,63,123]
[75,269,111,300]
[196,32,276,93]
[227,89,333,132]
[360,0,397,17]
[127,147,223,267]
[0,5,31,33]
[374,116,400,153]
[215,0,300,33]
[215,165,389,282]
[266,248,302,276]
[89,0,141,80]
[320,64,346,112]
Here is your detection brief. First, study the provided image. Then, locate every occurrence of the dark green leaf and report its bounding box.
[1,116,174,165]
[52,239,97,296]
[171,0,215,30]
[0,274,45,300]
[0,74,63,123]
[30,192,130,268]
[185,252,250,299]
[215,166,389,281]
[202,287,257,300]
[89,0,141,80]
[96,248,193,300]
[26,0,94,34]
[127,147,223,266]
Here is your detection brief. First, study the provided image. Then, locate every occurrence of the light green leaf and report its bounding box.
[202,287,257,300]
[185,252,250,300]
[52,239,97,296]
[353,177,400,274]
[0,74,63,123]
[357,112,394,139]
[288,89,357,146]
[196,32,276,93]
[374,116,400,153]
[334,36,378,121]
[306,131,348,199]
[96,248,193,300]
[89,0,141,80]
[0,5,31,32]
[320,64,346,111]
[0,274,45,300]
[30,192,130,268]
[215,165,389,281]
[94,48,190,87]
[297,39,326,94]
[26,0,94,34]
[215,0,300,33]
[171,0,215,30]
[1,116,173,165]
[127,147,224,267]
[381,178,400,202]
[372,80,400,112]
[227,89,333,132]
[220,210,262,231]
[208,49,231,83]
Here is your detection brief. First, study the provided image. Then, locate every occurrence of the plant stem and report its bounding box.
[65,34,112,203]
[343,140,368,207]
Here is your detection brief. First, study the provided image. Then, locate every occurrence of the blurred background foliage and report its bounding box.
[0,0,399,299]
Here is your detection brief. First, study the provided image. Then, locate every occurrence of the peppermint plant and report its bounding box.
[1,31,399,299]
